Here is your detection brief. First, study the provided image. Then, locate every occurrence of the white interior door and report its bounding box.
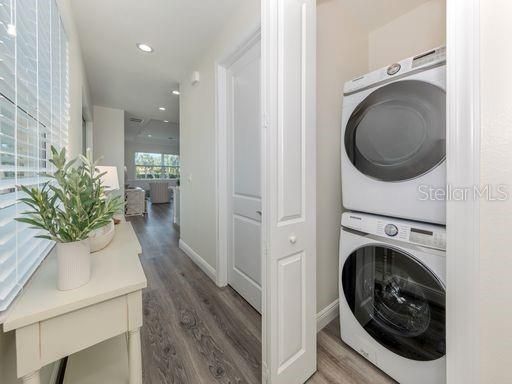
[262,0,317,383]
[227,40,262,313]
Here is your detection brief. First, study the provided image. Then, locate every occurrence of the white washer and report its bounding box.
[339,211,446,384]
[342,47,446,224]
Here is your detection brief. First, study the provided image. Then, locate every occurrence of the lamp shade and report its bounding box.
[95,166,120,192]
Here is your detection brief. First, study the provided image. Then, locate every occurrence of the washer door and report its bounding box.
[342,244,445,361]
[344,80,446,182]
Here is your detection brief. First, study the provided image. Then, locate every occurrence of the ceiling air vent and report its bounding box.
[129,117,144,124]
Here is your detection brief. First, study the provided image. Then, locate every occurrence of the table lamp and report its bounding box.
[95,166,121,224]
[95,166,120,193]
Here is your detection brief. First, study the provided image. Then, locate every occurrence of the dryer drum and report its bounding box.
[342,245,446,361]
[345,80,446,182]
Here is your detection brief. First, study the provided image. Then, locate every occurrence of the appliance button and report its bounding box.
[387,63,401,75]
[384,224,399,237]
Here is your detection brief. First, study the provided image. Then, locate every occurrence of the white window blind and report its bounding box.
[0,0,69,311]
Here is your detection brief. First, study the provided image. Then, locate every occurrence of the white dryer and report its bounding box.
[342,47,446,224]
[339,212,446,384]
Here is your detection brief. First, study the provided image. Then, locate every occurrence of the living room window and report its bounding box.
[135,152,180,179]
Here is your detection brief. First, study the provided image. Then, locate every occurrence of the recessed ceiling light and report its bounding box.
[172,90,180,95]
[158,107,166,111]
[147,134,152,138]
[136,43,153,53]
[164,120,169,123]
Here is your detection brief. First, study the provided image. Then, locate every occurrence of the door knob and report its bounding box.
[256,210,262,216]
[289,235,297,244]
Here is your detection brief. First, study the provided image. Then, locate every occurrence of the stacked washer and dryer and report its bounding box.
[339,47,447,384]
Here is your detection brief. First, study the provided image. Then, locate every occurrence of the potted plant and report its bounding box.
[16,147,123,291]
[81,152,123,252]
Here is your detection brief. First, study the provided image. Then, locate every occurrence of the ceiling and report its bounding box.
[337,0,432,31]
[73,0,431,128]
[71,0,242,124]
[125,113,180,149]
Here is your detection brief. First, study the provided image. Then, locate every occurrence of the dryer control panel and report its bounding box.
[342,212,446,251]
[344,46,446,95]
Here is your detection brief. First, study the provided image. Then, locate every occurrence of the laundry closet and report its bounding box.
[317,1,447,383]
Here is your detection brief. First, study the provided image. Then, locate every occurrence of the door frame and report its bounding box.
[215,26,262,288]
[446,0,481,383]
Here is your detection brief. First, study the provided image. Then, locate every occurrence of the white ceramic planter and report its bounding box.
[89,220,115,252]
[56,240,91,291]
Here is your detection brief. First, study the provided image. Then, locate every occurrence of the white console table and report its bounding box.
[3,223,147,384]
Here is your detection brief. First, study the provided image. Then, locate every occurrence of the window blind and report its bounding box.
[0,0,69,311]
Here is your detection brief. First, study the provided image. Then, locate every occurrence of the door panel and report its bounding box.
[277,252,304,367]
[278,0,304,222]
[233,43,262,198]
[228,40,262,313]
[262,0,316,382]
[233,215,261,286]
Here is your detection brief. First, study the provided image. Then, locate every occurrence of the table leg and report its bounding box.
[128,328,142,384]
[22,371,41,384]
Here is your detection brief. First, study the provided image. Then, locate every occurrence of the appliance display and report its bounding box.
[341,47,446,224]
[339,212,446,384]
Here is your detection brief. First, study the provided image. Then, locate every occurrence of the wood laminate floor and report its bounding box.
[128,203,394,384]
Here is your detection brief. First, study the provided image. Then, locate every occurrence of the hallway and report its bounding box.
[128,203,262,384]
[128,203,394,384]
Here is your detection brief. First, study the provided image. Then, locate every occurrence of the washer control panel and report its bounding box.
[342,212,446,251]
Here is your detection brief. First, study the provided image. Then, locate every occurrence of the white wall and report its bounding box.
[93,106,125,197]
[316,0,369,312]
[180,1,260,269]
[0,1,91,383]
[368,0,446,70]
[479,1,512,382]
[57,0,93,159]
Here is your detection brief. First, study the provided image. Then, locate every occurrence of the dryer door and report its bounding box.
[344,80,446,182]
[341,244,445,361]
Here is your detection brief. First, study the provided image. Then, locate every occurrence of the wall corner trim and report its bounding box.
[178,239,217,284]
[316,299,339,332]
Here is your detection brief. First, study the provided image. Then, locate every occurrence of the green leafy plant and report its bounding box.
[16,146,124,243]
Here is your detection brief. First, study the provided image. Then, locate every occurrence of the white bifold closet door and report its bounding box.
[261,0,317,383]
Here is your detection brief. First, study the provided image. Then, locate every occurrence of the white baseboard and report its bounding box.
[179,239,217,283]
[316,299,339,332]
